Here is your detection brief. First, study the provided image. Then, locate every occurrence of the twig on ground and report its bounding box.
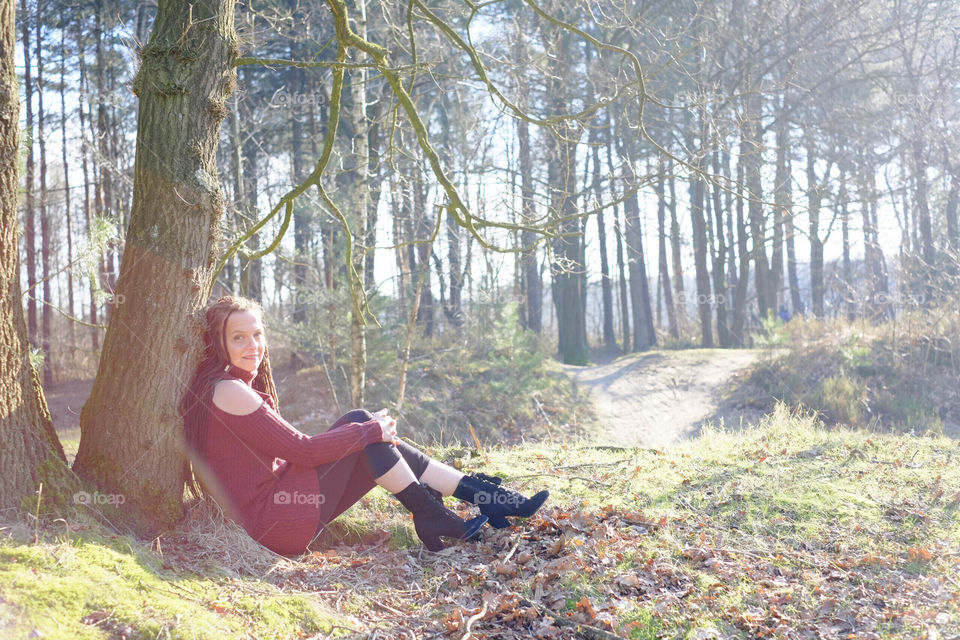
[459,601,488,640]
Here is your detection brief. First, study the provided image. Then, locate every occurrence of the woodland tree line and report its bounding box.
[2,0,959,531]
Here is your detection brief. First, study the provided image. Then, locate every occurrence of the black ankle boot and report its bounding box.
[394,482,488,552]
[453,474,549,529]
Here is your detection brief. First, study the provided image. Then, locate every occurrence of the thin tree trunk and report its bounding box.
[95,2,117,325]
[772,110,791,314]
[710,149,729,347]
[783,133,802,317]
[731,136,750,345]
[238,72,262,301]
[413,169,434,336]
[36,0,52,385]
[517,59,540,334]
[839,166,854,320]
[620,138,656,352]
[946,170,959,250]
[60,27,75,360]
[744,95,770,319]
[806,130,824,317]
[913,140,934,269]
[290,48,308,323]
[668,161,684,317]
[348,0,370,406]
[591,121,615,348]
[607,119,630,352]
[19,0,36,345]
[77,24,98,350]
[550,118,588,363]
[74,0,238,535]
[655,167,678,339]
[689,173,713,347]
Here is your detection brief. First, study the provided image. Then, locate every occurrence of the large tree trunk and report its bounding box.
[0,0,74,512]
[74,0,237,536]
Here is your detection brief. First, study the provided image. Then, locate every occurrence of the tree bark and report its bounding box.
[74,0,238,535]
[0,0,75,513]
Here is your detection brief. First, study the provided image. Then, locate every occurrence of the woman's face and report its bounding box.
[223,310,266,371]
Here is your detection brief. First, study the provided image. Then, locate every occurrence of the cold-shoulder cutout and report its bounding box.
[212,379,265,416]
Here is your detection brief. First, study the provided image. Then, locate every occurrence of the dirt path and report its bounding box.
[563,348,765,447]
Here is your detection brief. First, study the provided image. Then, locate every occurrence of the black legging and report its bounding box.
[312,409,431,535]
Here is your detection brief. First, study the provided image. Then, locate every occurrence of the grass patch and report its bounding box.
[0,503,344,640]
[731,311,960,435]
[7,406,960,639]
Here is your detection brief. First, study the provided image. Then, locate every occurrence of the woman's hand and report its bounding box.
[374,409,401,446]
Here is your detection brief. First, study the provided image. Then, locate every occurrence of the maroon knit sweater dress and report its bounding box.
[201,364,383,555]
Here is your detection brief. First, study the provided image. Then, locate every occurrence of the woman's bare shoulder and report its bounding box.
[211,379,264,416]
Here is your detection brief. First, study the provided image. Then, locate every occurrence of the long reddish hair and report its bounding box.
[180,295,280,498]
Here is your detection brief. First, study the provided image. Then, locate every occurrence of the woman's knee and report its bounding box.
[329,409,375,431]
[343,408,374,423]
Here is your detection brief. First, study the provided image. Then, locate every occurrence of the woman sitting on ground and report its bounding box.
[179,295,548,555]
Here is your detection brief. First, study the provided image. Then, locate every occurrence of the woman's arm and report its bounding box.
[211,380,384,466]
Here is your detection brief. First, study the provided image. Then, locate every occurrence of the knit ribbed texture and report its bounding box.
[199,364,382,555]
